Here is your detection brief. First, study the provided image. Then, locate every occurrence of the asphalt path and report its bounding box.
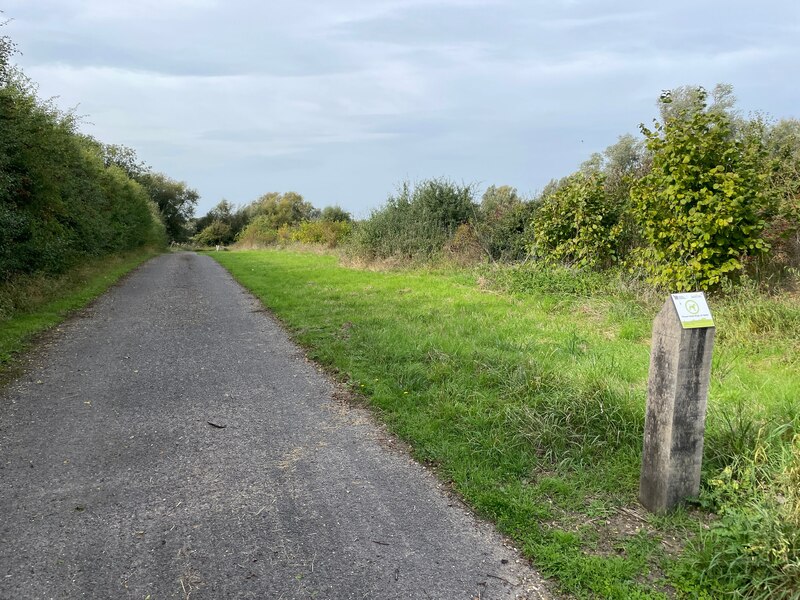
[0,252,551,599]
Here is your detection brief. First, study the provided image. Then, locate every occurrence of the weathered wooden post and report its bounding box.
[639,292,715,514]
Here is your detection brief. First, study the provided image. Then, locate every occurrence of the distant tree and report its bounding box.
[250,191,317,229]
[657,83,737,123]
[581,134,649,187]
[137,172,199,242]
[579,134,650,256]
[193,220,232,246]
[480,185,520,214]
[199,199,251,238]
[208,199,234,223]
[319,205,352,222]
[759,118,800,270]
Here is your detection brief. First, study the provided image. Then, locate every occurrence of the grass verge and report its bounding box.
[0,248,161,378]
[211,249,799,599]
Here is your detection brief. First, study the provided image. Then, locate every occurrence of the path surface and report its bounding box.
[0,252,550,600]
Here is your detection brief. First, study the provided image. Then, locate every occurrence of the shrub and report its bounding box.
[630,87,769,291]
[443,223,485,264]
[472,185,535,261]
[530,172,624,269]
[0,80,165,280]
[352,178,476,260]
[235,215,279,247]
[193,220,233,246]
[290,220,352,247]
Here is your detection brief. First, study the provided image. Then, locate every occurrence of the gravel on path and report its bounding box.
[0,252,551,600]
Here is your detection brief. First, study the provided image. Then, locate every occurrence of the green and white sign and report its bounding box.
[671,292,714,329]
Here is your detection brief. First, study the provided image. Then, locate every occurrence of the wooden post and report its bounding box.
[639,294,715,514]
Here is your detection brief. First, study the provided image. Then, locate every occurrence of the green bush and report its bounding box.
[193,220,233,246]
[235,215,279,247]
[290,220,352,247]
[530,172,625,268]
[0,80,165,280]
[472,185,535,261]
[631,87,768,291]
[759,118,800,276]
[351,178,476,260]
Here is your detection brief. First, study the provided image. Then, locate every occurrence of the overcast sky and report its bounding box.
[4,1,799,217]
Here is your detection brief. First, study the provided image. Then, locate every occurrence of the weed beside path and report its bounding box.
[212,249,799,599]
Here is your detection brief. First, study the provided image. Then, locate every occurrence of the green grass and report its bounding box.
[211,249,799,598]
[0,248,161,376]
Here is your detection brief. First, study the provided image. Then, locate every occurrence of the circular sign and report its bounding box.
[685,300,700,315]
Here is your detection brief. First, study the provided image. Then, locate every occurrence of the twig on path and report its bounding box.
[371,540,390,546]
[486,573,513,585]
[207,421,227,429]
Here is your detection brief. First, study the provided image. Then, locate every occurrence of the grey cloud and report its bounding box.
[4,0,799,217]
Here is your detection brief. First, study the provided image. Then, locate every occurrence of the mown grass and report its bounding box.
[0,248,161,376]
[212,249,799,599]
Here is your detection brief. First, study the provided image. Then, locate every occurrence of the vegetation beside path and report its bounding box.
[0,248,160,378]
[212,249,799,599]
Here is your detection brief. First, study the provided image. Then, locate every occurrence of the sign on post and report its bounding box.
[639,293,715,514]
[671,292,714,329]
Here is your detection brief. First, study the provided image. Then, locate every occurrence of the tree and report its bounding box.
[249,191,317,229]
[760,118,800,270]
[193,220,232,246]
[100,143,149,179]
[631,86,768,290]
[319,205,352,222]
[657,83,737,123]
[579,134,650,257]
[0,16,17,86]
[137,172,199,242]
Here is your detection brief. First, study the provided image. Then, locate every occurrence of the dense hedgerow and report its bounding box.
[0,79,165,280]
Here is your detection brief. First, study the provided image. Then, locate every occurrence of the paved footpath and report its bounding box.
[0,252,551,600]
